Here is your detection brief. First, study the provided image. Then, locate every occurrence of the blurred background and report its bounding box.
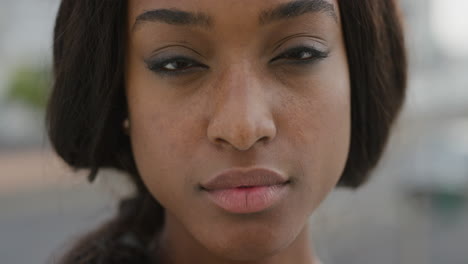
[0,0,467,263]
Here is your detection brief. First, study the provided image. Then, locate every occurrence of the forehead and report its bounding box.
[127,0,340,29]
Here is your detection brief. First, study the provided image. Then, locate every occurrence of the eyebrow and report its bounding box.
[259,0,338,25]
[133,9,212,31]
[132,0,337,32]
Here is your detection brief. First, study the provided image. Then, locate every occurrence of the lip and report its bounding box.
[201,167,289,190]
[201,167,290,214]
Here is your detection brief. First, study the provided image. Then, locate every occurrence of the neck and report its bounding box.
[151,214,320,264]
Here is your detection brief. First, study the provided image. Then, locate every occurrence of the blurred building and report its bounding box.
[0,0,58,149]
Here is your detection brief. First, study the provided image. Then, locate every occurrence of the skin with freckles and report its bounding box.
[125,0,350,263]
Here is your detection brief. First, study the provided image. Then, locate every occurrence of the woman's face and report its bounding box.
[126,0,350,261]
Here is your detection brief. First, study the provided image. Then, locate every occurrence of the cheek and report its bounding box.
[130,112,174,199]
[313,90,350,183]
[282,66,351,205]
[127,95,202,204]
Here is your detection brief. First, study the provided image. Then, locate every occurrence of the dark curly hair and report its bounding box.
[47,0,407,263]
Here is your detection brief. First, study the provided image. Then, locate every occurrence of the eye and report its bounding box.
[146,56,208,76]
[162,60,193,71]
[271,46,329,64]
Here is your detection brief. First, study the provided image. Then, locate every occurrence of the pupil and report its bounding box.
[299,51,311,59]
[166,60,191,70]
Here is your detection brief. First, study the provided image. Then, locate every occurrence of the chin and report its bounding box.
[194,219,303,262]
[208,236,287,261]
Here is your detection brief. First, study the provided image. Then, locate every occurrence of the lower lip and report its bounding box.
[204,184,289,214]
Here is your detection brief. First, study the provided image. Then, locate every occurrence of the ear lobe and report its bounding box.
[123,118,130,135]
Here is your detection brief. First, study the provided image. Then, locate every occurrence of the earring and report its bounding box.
[123,118,130,134]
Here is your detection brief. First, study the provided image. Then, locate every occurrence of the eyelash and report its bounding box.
[146,56,206,76]
[146,46,329,77]
[270,46,329,64]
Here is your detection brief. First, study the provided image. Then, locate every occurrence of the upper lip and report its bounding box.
[201,167,289,191]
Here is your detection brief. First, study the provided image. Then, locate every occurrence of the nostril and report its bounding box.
[256,135,272,146]
[215,138,229,146]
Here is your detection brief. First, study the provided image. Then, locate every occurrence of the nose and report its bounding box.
[207,64,277,151]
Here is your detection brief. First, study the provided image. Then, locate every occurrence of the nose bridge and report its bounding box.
[218,61,260,110]
[207,62,276,151]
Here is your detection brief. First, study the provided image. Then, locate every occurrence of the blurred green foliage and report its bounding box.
[6,64,51,110]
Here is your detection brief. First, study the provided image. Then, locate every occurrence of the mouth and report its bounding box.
[200,167,290,214]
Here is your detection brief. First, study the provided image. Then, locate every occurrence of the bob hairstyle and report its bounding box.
[47,1,406,263]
